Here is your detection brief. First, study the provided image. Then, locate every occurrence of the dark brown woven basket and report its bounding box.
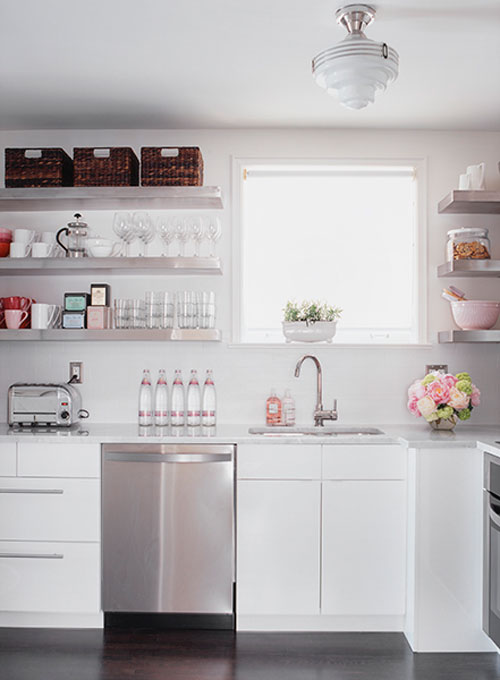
[141,147,203,186]
[73,147,139,187]
[5,148,73,188]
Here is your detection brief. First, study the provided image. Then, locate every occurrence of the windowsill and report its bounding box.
[228,342,433,349]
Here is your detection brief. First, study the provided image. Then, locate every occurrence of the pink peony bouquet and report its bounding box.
[407,371,480,424]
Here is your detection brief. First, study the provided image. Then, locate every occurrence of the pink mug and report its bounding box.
[5,309,29,329]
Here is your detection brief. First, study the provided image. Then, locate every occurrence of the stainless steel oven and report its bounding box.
[483,453,500,646]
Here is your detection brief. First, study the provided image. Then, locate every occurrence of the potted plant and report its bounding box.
[282,300,342,343]
[407,371,480,430]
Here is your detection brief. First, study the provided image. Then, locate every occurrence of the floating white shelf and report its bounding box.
[438,190,500,215]
[437,260,500,278]
[0,329,222,342]
[438,330,500,343]
[0,186,223,211]
[0,256,222,276]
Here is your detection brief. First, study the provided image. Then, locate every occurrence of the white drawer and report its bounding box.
[0,478,100,541]
[0,541,100,613]
[17,442,100,478]
[0,443,16,477]
[322,445,406,480]
[237,444,321,479]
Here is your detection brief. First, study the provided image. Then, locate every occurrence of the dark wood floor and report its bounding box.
[0,629,499,680]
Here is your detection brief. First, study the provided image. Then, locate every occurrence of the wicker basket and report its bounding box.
[141,147,203,186]
[5,148,73,188]
[73,147,139,187]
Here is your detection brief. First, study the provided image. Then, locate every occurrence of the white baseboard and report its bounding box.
[0,611,104,628]
[236,614,405,632]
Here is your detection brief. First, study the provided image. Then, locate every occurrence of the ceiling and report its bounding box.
[1,0,499,130]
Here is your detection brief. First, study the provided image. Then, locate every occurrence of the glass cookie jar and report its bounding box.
[446,228,491,261]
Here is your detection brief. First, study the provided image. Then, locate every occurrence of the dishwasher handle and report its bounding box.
[104,452,232,464]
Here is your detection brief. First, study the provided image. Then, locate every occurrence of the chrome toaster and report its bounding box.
[8,383,89,427]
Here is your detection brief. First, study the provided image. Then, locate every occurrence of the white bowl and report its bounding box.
[282,321,337,343]
[451,300,500,330]
[86,238,113,248]
[87,245,114,258]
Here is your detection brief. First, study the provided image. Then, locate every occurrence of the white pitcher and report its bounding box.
[466,163,485,190]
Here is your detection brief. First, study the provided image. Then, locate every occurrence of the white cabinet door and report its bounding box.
[0,478,100,542]
[237,444,321,480]
[322,480,406,616]
[0,443,16,477]
[17,443,100,478]
[0,541,100,613]
[237,480,321,615]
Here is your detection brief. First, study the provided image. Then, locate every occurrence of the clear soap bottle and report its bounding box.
[282,389,296,426]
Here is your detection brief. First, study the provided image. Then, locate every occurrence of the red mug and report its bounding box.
[0,297,34,329]
[2,296,32,310]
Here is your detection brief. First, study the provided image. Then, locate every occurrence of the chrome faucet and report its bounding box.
[294,354,338,427]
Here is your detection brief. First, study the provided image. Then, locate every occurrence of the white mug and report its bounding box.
[466,163,485,190]
[458,173,472,190]
[41,231,56,245]
[5,309,29,329]
[31,242,56,258]
[31,303,61,329]
[9,242,31,258]
[13,228,35,244]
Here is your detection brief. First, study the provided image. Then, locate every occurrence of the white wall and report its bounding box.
[1,128,500,425]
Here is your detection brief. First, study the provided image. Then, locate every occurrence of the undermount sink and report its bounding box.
[248,426,385,437]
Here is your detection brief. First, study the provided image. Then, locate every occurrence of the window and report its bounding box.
[235,160,423,344]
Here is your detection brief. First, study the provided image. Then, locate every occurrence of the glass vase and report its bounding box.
[429,415,457,431]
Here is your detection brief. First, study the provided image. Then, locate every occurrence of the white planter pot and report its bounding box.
[282,321,337,343]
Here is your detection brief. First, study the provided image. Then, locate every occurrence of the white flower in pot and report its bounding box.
[282,300,342,343]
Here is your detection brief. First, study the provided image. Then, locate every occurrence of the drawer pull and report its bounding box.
[0,488,64,495]
[0,552,63,560]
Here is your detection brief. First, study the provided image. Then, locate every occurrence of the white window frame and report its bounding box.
[231,156,428,347]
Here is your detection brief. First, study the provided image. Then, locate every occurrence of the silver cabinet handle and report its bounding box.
[0,489,64,495]
[0,553,63,559]
[105,452,232,464]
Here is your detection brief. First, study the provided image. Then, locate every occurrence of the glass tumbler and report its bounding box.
[198,291,216,328]
[145,291,165,329]
[113,299,129,329]
[161,293,175,329]
[130,299,146,329]
[176,291,196,328]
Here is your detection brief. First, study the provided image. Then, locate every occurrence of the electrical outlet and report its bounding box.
[426,364,448,375]
[69,361,83,384]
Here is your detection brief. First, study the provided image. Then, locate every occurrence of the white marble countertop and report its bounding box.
[1,422,500,452]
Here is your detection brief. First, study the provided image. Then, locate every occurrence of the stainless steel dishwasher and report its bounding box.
[102,443,235,627]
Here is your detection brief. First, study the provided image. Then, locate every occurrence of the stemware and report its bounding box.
[157,215,176,257]
[113,212,136,256]
[188,216,204,256]
[133,212,155,257]
[206,215,222,257]
[174,216,189,257]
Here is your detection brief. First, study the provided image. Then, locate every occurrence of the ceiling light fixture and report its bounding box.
[312,4,399,110]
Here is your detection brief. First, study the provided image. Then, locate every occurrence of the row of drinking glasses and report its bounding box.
[113,212,222,258]
[113,291,216,329]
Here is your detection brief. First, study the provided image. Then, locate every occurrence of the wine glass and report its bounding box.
[113,212,135,256]
[157,215,175,257]
[174,216,189,257]
[188,215,204,256]
[133,212,155,257]
[206,215,222,257]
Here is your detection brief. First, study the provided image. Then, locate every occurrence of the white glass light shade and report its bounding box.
[312,34,399,109]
